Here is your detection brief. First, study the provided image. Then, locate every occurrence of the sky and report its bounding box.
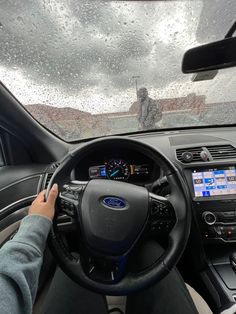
[0,0,236,114]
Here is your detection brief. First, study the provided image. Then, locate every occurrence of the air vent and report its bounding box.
[48,162,60,171]
[44,162,60,189]
[207,145,236,160]
[176,147,204,163]
[44,173,53,189]
[52,162,60,169]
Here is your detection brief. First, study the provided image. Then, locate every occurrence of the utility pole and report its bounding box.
[132,76,140,99]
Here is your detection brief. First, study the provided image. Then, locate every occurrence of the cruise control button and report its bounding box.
[63,206,75,217]
[60,198,75,216]
[151,201,166,216]
[61,184,85,200]
[151,200,174,220]
[151,204,158,215]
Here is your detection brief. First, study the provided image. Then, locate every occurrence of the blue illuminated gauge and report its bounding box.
[106,159,130,181]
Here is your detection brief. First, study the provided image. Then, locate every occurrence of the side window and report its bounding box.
[0,130,32,165]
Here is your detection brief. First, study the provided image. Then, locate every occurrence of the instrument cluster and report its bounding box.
[89,159,151,181]
[73,145,159,184]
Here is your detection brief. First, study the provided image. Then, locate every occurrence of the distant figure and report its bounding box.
[137,87,162,130]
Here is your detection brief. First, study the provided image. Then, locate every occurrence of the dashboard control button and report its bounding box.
[202,227,216,239]
[202,211,216,225]
[181,152,193,163]
[219,211,235,220]
[215,226,223,236]
[224,227,234,239]
[212,225,236,241]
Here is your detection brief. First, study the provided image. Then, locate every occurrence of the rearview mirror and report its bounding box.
[182,37,236,73]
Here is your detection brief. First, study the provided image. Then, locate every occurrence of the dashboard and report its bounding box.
[2,126,236,245]
[70,131,236,244]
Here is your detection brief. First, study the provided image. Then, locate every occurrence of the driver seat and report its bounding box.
[33,267,236,314]
[186,284,213,314]
[33,282,213,314]
[106,285,213,314]
[106,287,236,314]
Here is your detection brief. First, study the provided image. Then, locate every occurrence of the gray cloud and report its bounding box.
[196,0,236,42]
[0,0,235,107]
[0,0,183,93]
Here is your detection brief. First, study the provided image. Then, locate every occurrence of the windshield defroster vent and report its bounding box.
[207,145,236,160]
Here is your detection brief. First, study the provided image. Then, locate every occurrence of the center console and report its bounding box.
[183,165,236,306]
[185,165,236,243]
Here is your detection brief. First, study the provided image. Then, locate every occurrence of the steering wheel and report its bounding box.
[47,137,191,295]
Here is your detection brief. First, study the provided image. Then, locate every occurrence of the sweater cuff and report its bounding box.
[12,215,52,254]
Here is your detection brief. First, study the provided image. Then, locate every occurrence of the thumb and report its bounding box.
[47,183,58,206]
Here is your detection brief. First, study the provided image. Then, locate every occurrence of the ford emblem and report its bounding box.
[102,197,127,209]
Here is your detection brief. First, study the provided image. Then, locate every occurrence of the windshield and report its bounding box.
[0,0,236,141]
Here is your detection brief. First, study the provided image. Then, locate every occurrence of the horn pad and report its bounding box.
[80,179,149,255]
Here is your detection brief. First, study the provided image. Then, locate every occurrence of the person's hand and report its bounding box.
[28,183,58,220]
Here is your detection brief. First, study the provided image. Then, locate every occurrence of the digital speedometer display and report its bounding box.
[106,159,130,181]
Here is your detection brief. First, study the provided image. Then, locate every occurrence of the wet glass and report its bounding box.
[0,0,235,141]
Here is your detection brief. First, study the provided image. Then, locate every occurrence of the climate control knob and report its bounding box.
[202,211,216,225]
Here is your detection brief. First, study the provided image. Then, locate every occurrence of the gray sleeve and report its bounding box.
[0,215,52,314]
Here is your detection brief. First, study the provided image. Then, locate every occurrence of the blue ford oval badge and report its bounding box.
[102,197,126,209]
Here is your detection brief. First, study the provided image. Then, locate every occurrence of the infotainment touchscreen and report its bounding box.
[192,166,236,197]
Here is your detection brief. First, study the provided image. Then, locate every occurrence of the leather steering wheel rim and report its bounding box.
[47,136,191,295]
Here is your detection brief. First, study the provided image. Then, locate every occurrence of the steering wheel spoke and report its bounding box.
[59,181,87,217]
[56,214,77,232]
[82,254,128,284]
[148,192,176,235]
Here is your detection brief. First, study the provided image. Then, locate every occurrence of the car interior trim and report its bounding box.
[0,174,43,193]
[0,195,37,214]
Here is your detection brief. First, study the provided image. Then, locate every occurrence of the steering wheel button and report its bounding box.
[151,206,158,215]
[151,200,165,215]
[164,207,172,217]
